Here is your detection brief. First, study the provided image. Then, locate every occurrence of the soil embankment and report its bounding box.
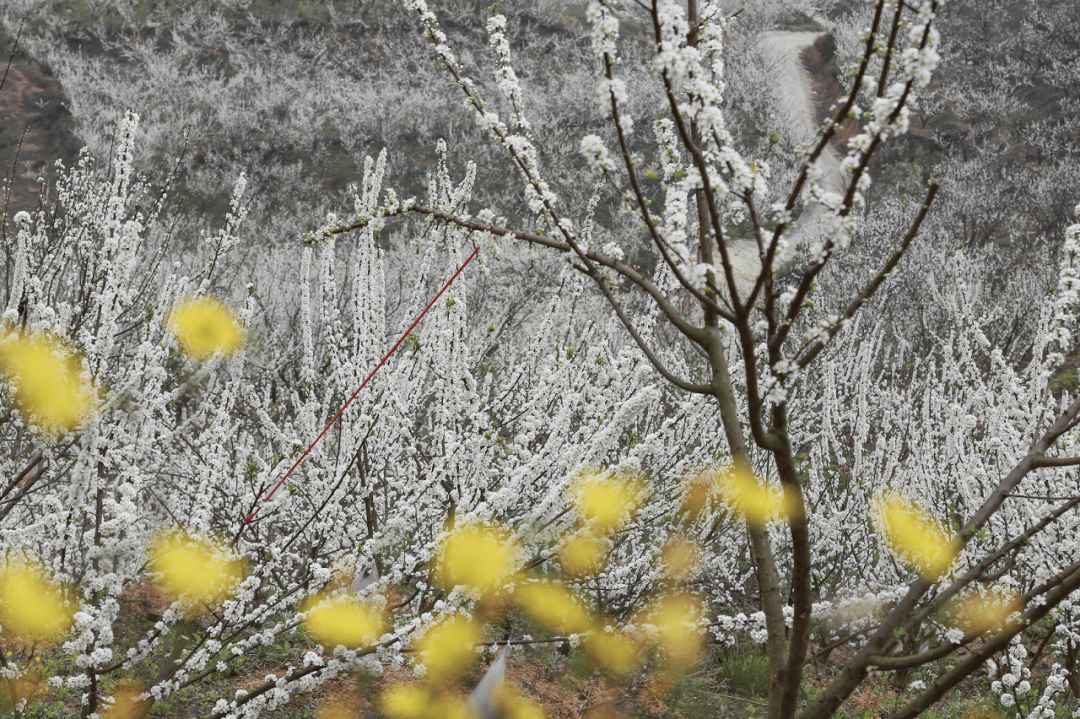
[0,24,82,225]
[800,33,860,150]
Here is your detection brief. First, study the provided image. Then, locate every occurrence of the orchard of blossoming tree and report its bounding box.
[0,0,1079,718]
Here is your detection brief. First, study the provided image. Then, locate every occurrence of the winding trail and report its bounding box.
[726,22,847,295]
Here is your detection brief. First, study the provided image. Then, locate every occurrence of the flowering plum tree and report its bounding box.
[3,1,1080,719]
[313,0,1080,717]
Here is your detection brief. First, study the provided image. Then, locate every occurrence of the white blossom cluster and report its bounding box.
[580,134,615,173]
[585,0,636,138]
[585,0,620,59]
[484,12,559,216]
[406,0,561,224]
[988,638,1034,711]
[1045,204,1080,373]
[653,118,691,259]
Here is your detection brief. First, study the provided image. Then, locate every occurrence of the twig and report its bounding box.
[689,688,767,707]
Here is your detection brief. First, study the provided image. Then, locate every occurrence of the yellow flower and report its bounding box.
[435,524,517,596]
[382,684,432,719]
[168,295,244,360]
[515,582,594,634]
[428,694,465,719]
[954,590,1022,636]
[679,469,715,522]
[558,532,607,577]
[0,329,95,432]
[584,630,640,677]
[0,562,75,642]
[100,681,151,719]
[149,531,244,603]
[317,700,360,719]
[302,593,386,650]
[659,534,700,582]
[716,465,798,528]
[636,592,704,670]
[416,615,482,680]
[871,491,959,581]
[0,665,47,709]
[568,470,644,533]
[495,687,546,719]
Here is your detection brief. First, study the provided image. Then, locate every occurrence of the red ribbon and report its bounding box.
[243,242,482,526]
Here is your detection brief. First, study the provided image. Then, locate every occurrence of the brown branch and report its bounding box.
[0,451,43,505]
[1032,455,1080,468]
[575,263,715,394]
[766,3,940,352]
[793,182,940,369]
[0,454,48,525]
[402,204,716,393]
[876,1,906,99]
[885,563,1080,719]
[601,54,733,324]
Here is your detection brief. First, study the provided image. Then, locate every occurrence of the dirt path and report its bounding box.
[759,28,846,196]
[727,22,846,295]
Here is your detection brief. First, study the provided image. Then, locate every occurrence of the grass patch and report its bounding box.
[1051,368,1079,397]
[716,643,771,699]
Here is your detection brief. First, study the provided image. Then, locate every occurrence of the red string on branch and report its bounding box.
[242,243,482,526]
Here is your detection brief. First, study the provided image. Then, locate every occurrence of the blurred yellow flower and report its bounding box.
[302,594,386,650]
[637,592,704,670]
[679,469,716,522]
[569,470,644,533]
[0,562,75,642]
[168,295,244,360]
[584,630,640,677]
[0,665,47,709]
[149,531,244,603]
[716,465,798,527]
[316,700,360,719]
[871,491,959,581]
[416,615,482,680]
[495,687,546,719]
[382,684,432,719]
[435,524,517,595]
[429,694,465,719]
[0,330,95,432]
[100,681,151,719]
[659,535,700,582]
[558,532,607,577]
[954,590,1022,636]
[515,582,593,634]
